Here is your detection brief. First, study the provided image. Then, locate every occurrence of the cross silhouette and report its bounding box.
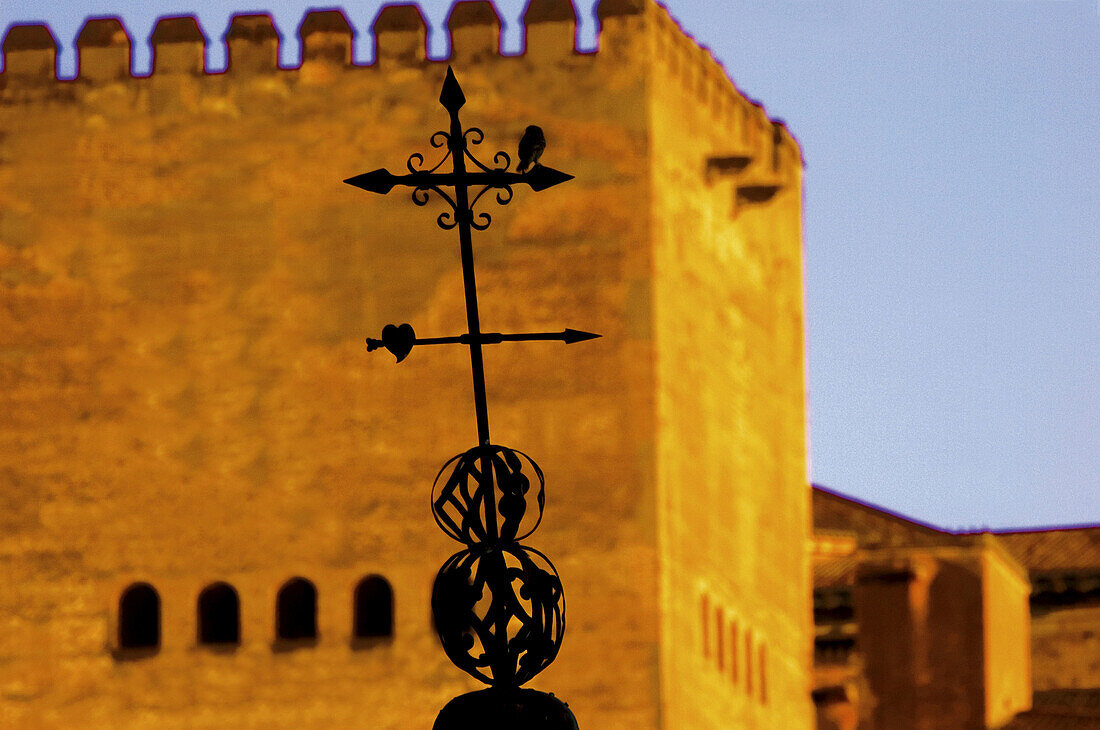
[346,66,598,448]
[344,69,586,714]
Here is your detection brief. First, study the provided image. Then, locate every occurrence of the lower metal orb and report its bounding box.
[432,544,564,687]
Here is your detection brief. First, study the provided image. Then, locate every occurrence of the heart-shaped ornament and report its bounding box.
[382,323,416,363]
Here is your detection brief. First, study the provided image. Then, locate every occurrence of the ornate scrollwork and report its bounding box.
[466,181,515,232]
[432,445,546,546]
[469,212,492,231]
[407,131,453,174]
[462,127,511,175]
[412,185,459,230]
[432,543,564,688]
[464,127,484,146]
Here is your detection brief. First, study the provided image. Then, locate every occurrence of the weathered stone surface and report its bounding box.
[225,14,280,74]
[1032,606,1100,690]
[75,18,131,84]
[525,0,579,24]
[524,0,577,61]
[1,24,57,81]
[373,4,427,66]
[150,16,206,75]
[299,9,353,66]
[597,0,647,19]
[448,1,501,64]
[2,23,55,51]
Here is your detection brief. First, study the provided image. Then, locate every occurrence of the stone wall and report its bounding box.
[1031,605,1100,691]
[852,540,1030,730]
[982,543,1032,728]
[0,1,808,727]
[642,2,812,727]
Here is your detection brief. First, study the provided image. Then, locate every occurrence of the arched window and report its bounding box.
[119,582,160,650]
[198,582,240,645]
[276,577,317,642]
[353,575,393,639]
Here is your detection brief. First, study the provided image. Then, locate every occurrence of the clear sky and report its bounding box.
[2,0,1096,530]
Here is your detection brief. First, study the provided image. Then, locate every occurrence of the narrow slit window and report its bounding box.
[744,629,754,695]
[701,594,711,658]
[730,618,739,683]
[715,606,725,671]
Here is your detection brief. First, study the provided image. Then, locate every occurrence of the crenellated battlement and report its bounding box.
[0,0,800,174]
[1,23,57,80]
[76,18,130,81]
[150,16,206,75]
[226,14,281,74]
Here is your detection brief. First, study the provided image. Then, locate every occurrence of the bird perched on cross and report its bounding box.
[517,125,546,173]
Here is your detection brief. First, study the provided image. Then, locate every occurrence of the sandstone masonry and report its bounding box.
[0,2,810,728]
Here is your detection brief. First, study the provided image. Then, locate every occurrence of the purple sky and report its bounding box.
[2,0,1096,530]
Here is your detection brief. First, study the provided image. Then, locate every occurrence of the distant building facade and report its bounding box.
[0,1,811,728]
[812,485,1100,729]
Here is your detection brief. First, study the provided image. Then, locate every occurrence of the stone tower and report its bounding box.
[0,1,811,727]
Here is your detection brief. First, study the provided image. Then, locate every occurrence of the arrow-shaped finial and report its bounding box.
[344,169,397,194]
[525,165,574,192]
[561,328,600,344]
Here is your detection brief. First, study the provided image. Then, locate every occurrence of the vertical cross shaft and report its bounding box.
[447,106,492,450]
[440,72,512,685]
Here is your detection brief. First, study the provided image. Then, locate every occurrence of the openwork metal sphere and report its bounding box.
[432,445,546,545]
[432,544,565,687]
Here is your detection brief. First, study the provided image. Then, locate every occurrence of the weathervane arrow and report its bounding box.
[366,325,601,363]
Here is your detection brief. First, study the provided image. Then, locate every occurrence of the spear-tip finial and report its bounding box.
[344,168,397,194]
[526,165,574,192]
[440,66,466,112]
[562,328,600,344]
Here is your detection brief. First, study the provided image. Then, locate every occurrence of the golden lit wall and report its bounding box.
[0,1,809,727]
[642,3,813,728]
[981,543,1032,728]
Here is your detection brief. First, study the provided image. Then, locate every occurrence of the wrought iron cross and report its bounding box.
[347,67,595,448]
[346,68,586,727]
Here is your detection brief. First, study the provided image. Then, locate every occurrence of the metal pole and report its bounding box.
[448,108,492,450]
